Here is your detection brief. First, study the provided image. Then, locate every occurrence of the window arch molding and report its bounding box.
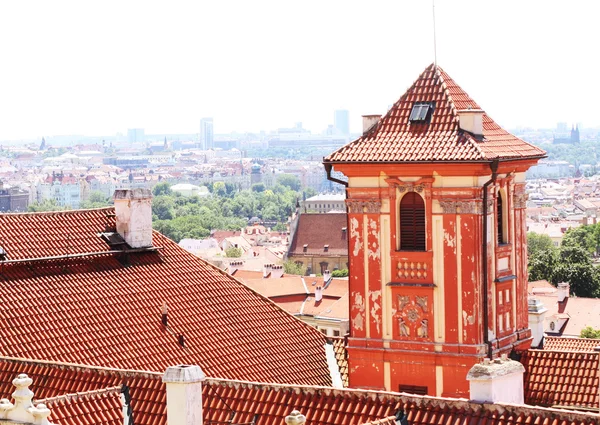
[398,191,426,251]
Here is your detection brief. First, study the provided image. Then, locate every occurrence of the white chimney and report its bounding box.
[323,269,332,284]
[557,282,570,302]
[466,355,525,404]
[113,188,153,248]
[528,297,548,348]
[271,265,284,279]
[162,365,205,425]
[315,286,323,302]
[362,114,381,133]
[457,108,484,137]
[263,263,273,278]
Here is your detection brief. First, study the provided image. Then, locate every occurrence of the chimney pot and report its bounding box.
[162,365,205,425]
[315,286,323,302]
[557,282,570,302]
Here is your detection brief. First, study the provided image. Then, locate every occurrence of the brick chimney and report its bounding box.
[466,355,525,404]
[162,365,205,425]
[113,188,153,248]
[528,297,547,348]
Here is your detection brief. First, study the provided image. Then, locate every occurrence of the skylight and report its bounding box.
[409,102,434,123]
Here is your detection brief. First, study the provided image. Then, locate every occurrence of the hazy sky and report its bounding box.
[0,1,598,140]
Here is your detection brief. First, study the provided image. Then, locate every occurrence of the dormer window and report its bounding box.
[409,102,434,123]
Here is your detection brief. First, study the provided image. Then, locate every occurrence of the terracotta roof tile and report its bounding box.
[2,357,598,425]
[39,387,125,425]
[522,349,599,409]
[324,64,545,163]
[330,336,348,387]
[544,336,600,352]
[0,208,332,387]
[288,214,348,257]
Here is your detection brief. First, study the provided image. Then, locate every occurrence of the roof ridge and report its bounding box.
[0,356,163,379]
[0,206,114,216]
[203,377,600,421]
[37,385,123,404]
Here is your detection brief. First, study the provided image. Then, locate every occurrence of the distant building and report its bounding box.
[553,125,579,144]
[200,118,214,150]
[250,163,262,185]
[334,109,350,135]
[303,193,346,213]
[0,183,29,212]
[127,128,145,143]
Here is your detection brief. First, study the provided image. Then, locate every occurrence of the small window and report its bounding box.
[409,102,434,123]
[333,330,341,337]
[399,192,426,251]
[498,315,504,332]
[497,191,506,244]
[399,385,428,396]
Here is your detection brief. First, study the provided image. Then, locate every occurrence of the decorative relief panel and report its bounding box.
[346,199,381,214]
[396,294,431,340]
[438,199,481,214]
[397,260,429,280]
[385,177,434,200]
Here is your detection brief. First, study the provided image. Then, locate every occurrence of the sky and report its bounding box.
[0,1,598,140]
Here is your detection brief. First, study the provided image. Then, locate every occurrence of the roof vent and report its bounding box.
[457,108,484,137]
[178,334,185,347]
[323,244,329,252]
[303,244,308,253]
[0,247,7,261]
[161,303,168,327]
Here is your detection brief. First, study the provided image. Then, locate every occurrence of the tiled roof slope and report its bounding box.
[544,336,600,352]
[522,350,599,409]
[330,336,348,387]
[0,208,332,387]
[1,357,599,425]
[288,213,348,256]
[324,64,545,163]
[39,387,125,425]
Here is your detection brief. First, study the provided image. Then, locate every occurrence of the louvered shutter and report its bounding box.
[400,192,426,251]
[497,192,503,244]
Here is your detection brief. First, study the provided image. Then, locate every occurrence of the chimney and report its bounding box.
[557,282,570,302]
[315,286,323,302]
[271,265,284,279]
[457,108,484,137]
[362,114,381,133]
[285,410,306,425]
[528,297,548,348]
[162,365,205,425]
[263,263,273,278]
[0,374,53,425]
[113,188,153,248]
[323,269,332,285]
[466,355,525,404]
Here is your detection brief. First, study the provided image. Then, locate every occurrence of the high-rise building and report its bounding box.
[200,118,214,150]
[127,128,145,143]
[334,109,350,136]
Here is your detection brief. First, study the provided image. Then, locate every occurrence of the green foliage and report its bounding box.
[273,222,288,232]
[561,226,597,255]
[580,326,600,339]
[331,269,348,277]
[527,232,556,258]
[80,191,112,209]
[28,199,65,212]
[152,182,172,196]
[252,183,266,193]
[276,174,301,191]
[283,260,306,276]
[225,247,243,258]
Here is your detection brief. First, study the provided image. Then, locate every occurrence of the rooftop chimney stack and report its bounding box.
[528,297,547,348]
[113,189,153,248]
[323,269,332,284]
[557,282,570,302]
[263,263,273,278]
[271,265,284,279]
[0,374,54,425]
[162,365,205,425]
[362,115,381,134]
[315,286,323,302]
[457,108,484,137]
[466,355,525,405]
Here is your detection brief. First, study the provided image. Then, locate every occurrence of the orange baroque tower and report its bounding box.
[323,64,545,397]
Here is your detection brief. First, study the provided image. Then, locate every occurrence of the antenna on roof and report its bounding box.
[432,0,438,68]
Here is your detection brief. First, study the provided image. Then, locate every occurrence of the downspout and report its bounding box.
[324,163,348,187]
[482,159,499,359]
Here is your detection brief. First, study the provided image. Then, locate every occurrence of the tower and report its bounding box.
[334,109,350,136]
[323,64,545,397]
[200,118,214,150]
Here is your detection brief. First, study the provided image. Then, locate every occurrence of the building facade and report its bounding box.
[324,64,545,397]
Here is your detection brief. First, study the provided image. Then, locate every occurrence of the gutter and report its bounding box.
[323,163,348,187]
[482,159,499,359]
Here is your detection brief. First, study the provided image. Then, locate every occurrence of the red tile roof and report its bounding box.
[40,387,125,425]
[2,357,599,425]
[330,336,348,388]
[0,208,332,387]
[544,336,600,352]
[324,64,545,163]
[288,213,348,257]
[522,349,599,409]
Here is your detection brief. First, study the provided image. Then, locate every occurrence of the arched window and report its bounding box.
[400,192,426,251]
[497,191,504,244]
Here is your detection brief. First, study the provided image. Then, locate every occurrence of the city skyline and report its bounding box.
[1,1,599,140]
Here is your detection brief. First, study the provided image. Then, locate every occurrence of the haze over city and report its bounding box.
[1,0,599,141]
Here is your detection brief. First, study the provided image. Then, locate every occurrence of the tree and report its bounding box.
[580,326,600,339]
[152,182,172,196]
[251,183,265,193]
[28,199,65,212]
[80,191,112,209]
[561,226,597,255]
[528,249,557,282]
[152,196,175,220]
[331,269,348,277]
[213,182,227,197]
[527,233,556,258]
[225,247,243,258]
[276,174,301,191]
[283,260,306,276]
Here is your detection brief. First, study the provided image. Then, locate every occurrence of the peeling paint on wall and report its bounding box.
[350,217,362,257]
[368,219,380,260]
[444,230,456,249]
[352,291,365,331]
[369,290,382,333]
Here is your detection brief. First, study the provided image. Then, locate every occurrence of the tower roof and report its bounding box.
[324,64,545,163]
